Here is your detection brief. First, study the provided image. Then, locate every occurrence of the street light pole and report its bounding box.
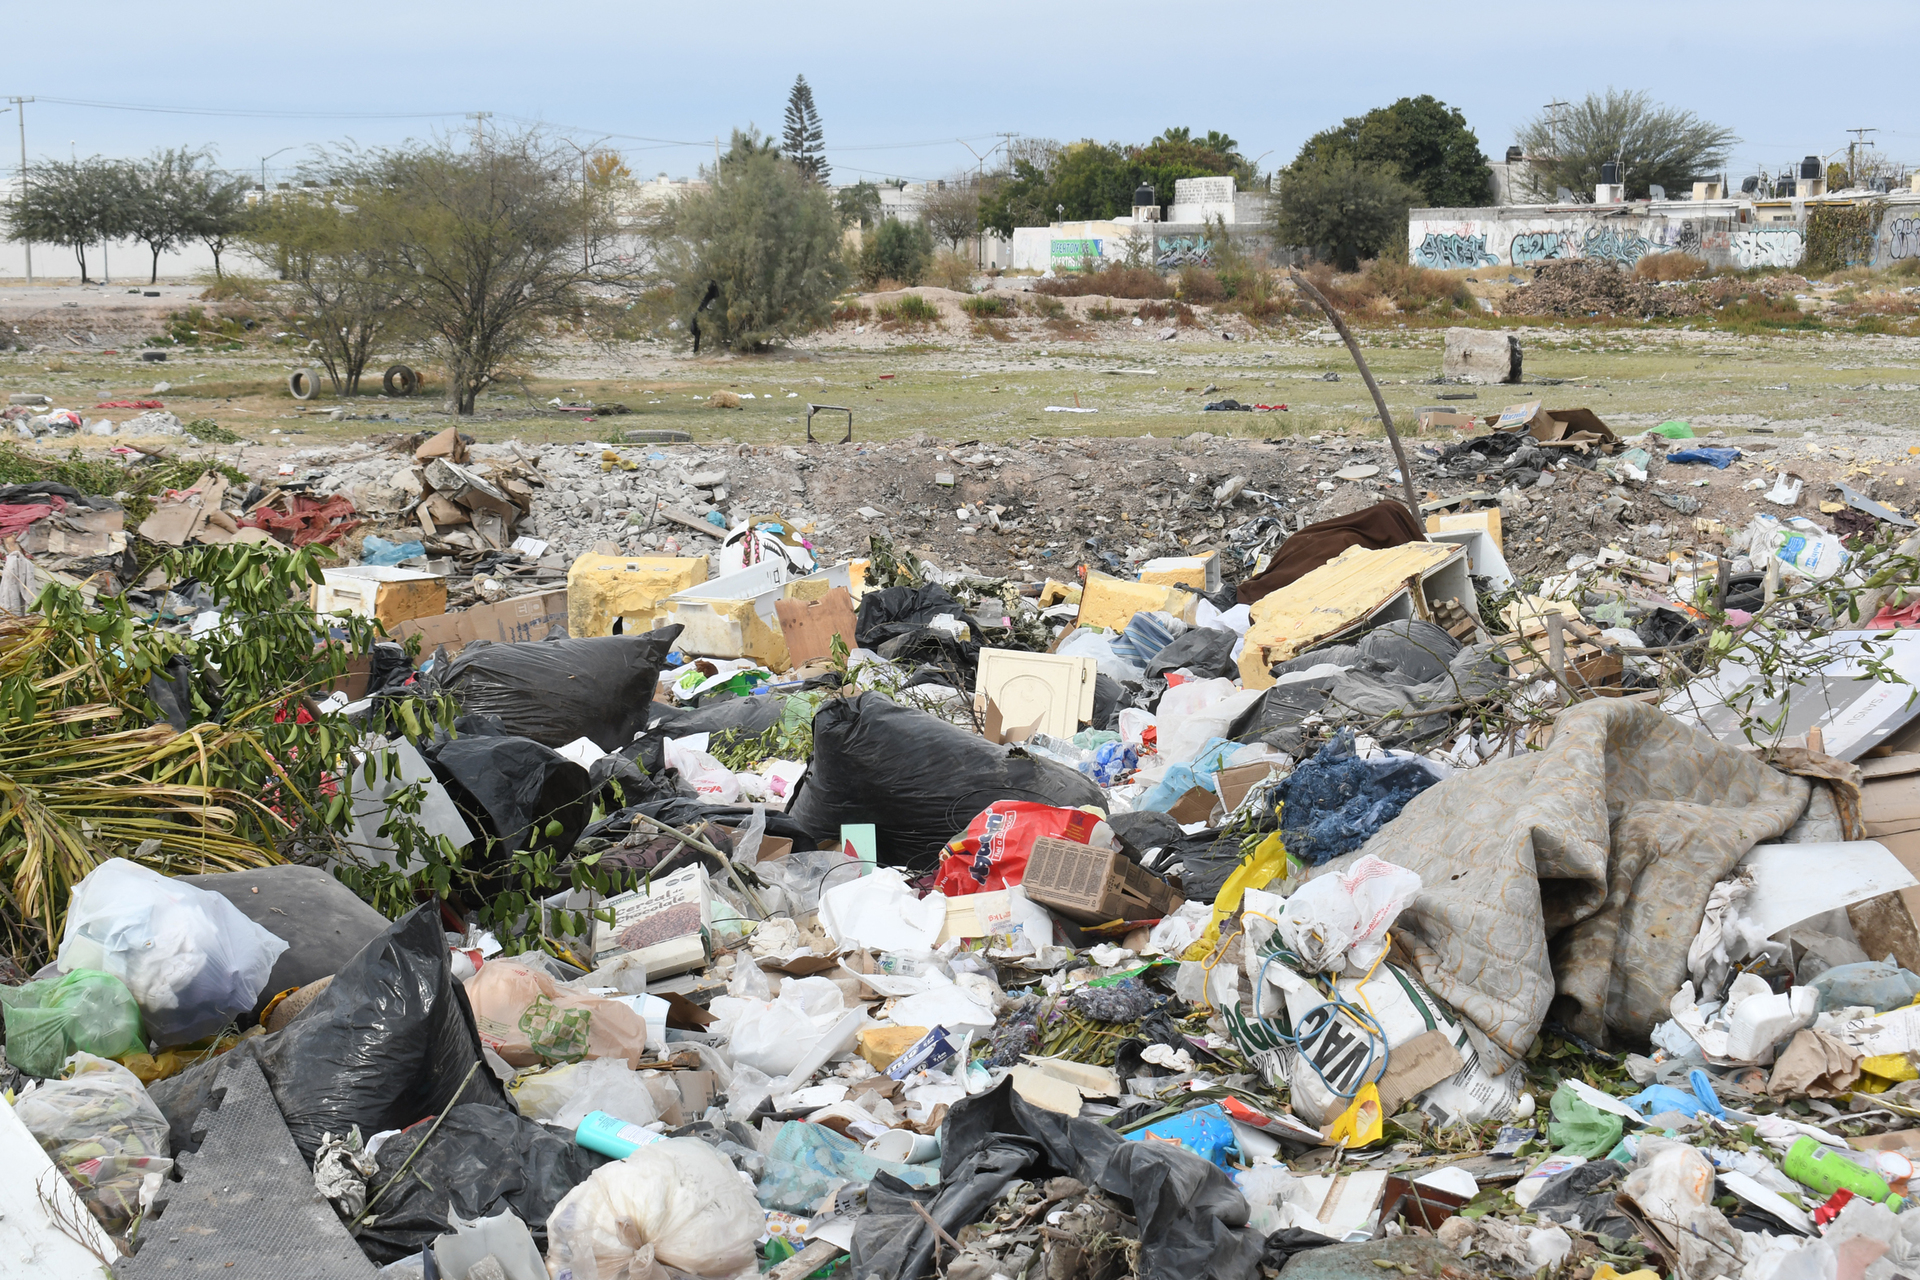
[8,96,33,282]
[259,146,294,195]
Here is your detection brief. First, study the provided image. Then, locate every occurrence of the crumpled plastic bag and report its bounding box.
[708,975,850,1077]
[0,967,144,1078]
[1545,1081,1623,1157]
[1275,854,1421,975]
[12,1051,173,1233]
[57,857,288,1046]
[465,957,653,1069]
[662,732,742,805]
[1809,959,1920,1013]
[544,1136,765,1280]
[819,867,946,953]
[1620,1137,1751,1280]
[510,1056,662,1130]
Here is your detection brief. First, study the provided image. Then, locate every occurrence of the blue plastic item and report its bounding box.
[705,510,727,527]
[360,536,424,565]
[1128,1103,1238,1169]
[1667,447,1741,469]
[1087,740,1138,786]
[1625,1084,1708,1118]
[574,1110,665,1159]
[1808,959,1920,1013]
[1277,728,1441,865]
[1688,1069,1725,1119]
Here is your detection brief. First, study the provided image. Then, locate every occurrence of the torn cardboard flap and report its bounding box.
[775,586,858,668]
[1488,401,1617,449]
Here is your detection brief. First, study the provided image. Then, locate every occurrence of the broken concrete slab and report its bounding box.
[1443,327,1521,384]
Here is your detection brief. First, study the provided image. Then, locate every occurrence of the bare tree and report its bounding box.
[243,190,408,395]
[919,178,980,251]
[348,130,619,414]
[1516,90,1735,201]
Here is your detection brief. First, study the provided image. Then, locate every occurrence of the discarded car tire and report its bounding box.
[287,368,318,400]
[382,363,419,397]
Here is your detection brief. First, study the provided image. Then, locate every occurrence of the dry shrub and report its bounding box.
[1032,264,1172,299]
[1634,252,1710,282]
[1365,259,1474,312]
[927,250,976,292]
[1136,300,1169,321]
[1028,295,1066,319]
[1508,260,1703,318]
[961,295,1012,317]
[870,277,908,293]
[831,301,871,323]
[1299,262,1378,311]
[1173,300,1198,327]
[1177,265,1224,304]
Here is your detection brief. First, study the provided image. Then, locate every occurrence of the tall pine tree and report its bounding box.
[782,75,829,185]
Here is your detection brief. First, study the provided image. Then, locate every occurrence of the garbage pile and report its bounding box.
[13,414,1920,1280]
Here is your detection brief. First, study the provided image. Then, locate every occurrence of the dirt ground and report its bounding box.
[3,281,1919,588]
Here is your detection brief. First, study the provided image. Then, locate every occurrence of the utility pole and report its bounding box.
[466,112,492,147]
[995,132,1020,177]
[1846,128,1877,188]
[1542,100,1568,156]
[9,96,32,283]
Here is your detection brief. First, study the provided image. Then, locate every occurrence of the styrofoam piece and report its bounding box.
[1429,527,1514,591]
[667,563,851,663]
[975,649,1098,738]
[115,1053,378,1279]
[0,1091,116,1277]
[1737,841,1919,940]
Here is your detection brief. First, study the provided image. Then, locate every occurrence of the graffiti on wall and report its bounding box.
[1510,231,1568,264]
[1156,236,1214,268]
[1888,218,1920,261]
[1050,238,1103,265]
[1580,227,1656,267]
[1412,232,1500,270]
[1728,229,1805,270]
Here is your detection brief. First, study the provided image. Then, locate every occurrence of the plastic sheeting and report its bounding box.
[1323,698,1815,1071]
[791,693,1105,868]
[856,584,962,649]
[1145,628,1240,681]
[441,628,680,751]
[423,734,596,858]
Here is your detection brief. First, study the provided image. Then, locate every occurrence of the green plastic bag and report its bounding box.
[0,968,144,1077]
[1546,1082,1625,1157]
[1652,420,1695,439]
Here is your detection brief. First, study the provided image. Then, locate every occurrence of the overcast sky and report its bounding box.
[6,0,1913,192]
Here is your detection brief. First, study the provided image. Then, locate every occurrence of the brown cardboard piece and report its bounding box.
[1487,401,1617,449]
[1166,786,1216,825]
[1213,762,1277,813]
[415,426,469,465]
[1022,836,1181,925]
[981,695,1042,745]
[661,991,716,1030]
[1417,410,1480,432]
[1374,1029,1465,1114]
[774,587,857,668]
[391,588,569,657]
[1858,754,1920,957]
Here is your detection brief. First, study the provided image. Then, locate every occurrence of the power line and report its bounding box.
[29,95,465,121]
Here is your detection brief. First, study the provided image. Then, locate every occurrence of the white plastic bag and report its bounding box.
[818,868,946,952]
[511,1057,662,1131]
[58,857,289,1045]
[1276,855,1422,975]
[545,1136,765,1280]
[662,734,742,805]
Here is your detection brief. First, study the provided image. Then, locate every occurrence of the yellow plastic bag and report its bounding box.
[1324,1082,1383,1147]
[1181,830,1291,962]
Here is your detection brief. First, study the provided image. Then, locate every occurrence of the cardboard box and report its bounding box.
[775,586,858,667]
[392,588,569,657]
[1417,410,1480,432]
[1166,786,1216,825]
[1861,754,1920,952]
[1487,401,1617,449]
[1022,836,1181,925]
[311,565,448,628]
[1213,761,1279,813]
[592,864,712,977]
[566,554,708,638]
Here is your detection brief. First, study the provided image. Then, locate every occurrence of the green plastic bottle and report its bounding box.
[1785,1136,1905,1210]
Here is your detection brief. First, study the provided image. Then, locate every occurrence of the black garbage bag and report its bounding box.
[1109,809,1185,865]
[583,796,820,847]
[1167,828,1260,902]
[855,583,961,649]
[1355,619,1459,684]
[1527,1159,1636,1240]
[144,653,203,730]
[149,903,508,1163]
[423,733,595,858]
[179,865,393,1018]
[440,626,680,751]
[790,693,1104,868]
[1275,728,1440,866]
[1091,673,1125,730]
[851,1078,1264,1280]
[353,1105,610,1264]
[876,627,981,683]
[1145,627,1240,681]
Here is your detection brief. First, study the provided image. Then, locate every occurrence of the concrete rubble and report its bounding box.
[9,403,1920,1280]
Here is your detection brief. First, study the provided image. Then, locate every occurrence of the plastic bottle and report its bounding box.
[574,1110,666,1159]
[1784,1136,1905,1210]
